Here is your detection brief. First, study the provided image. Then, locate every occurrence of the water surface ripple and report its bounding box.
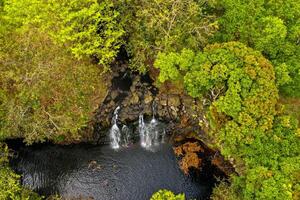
[11,144,213,200]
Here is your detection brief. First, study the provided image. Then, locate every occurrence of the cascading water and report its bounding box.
[138,114,163,149]
[110,104,166,150]
[161,129,166,143]
[122,125,130,147]
[110,106,121,149]
[138,101,165,149]
[139,114,146,147]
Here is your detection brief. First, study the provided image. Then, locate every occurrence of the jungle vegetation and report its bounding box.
[0,0,299,199]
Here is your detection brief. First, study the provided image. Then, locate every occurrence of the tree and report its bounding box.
[0,1,110,143]
[211,0,300,97]
[0,28,108,143]
[121,0,218,73]
[154,42,299,199]
[3,0,124,68]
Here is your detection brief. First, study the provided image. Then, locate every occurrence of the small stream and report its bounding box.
[10,143,215,200]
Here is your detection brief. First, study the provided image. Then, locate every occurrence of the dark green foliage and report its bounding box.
[211,0,300,97]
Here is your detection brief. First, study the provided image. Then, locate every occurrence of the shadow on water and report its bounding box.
[9,142,217,200]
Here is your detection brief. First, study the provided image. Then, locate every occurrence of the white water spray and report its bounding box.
[138,114,161,149]
[139,114,146,147]
[110,106,121,149]
[138,101,165,149]
[122,125,130,147]
[161,129,166,143]
[110,104,166,150]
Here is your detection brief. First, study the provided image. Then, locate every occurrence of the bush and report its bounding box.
[150,189,185,200]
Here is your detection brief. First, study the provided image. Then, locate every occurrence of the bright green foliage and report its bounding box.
[51,0,124,66]
[150,189,185,200]
[3,0,124,67]
[212,0,300,97]
[155,42,299,199]
[0,24,107,143]
[122,0,218,73]
[220,115,300,200]
[0,143,41,200]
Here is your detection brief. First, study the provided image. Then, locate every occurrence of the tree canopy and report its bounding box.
[155,42,299,199]
[0,0,108,143]
[0,0,299,199]
[3,0,124,67]
[122,0,218,73]
[211,0,300,97]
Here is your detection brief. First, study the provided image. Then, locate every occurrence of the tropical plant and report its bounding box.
[0,28,107,144]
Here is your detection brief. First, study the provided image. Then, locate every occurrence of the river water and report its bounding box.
[10,143,215,200]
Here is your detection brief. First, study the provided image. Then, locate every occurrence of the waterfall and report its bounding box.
[152,101,157,120]
[139,114,146,147]
[150,117,159,146]
[122,125,130,147]
[109,105,166,150]
[138,115,161,149]
[110,106,121,149]
[161,129,166,143]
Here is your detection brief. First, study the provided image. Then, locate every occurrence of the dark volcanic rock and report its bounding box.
[92,62,203,144]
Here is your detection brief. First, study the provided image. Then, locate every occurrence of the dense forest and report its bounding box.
[0,0,299,199]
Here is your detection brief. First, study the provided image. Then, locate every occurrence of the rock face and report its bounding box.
[93,62,202,143]
[91,62,234,177]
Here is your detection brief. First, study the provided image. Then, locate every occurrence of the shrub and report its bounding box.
[150,189,185,200]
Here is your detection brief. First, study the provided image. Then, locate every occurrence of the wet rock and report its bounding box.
[170,106,179,119]
[168,95,181,107]
[111,90,118,100]
[173,142,204,174]
[93,62,203,145]
[159,98,168,106]
[144,92,153,104]
[130,93,139,104]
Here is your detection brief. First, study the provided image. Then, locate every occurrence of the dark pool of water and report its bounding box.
[10,143,215,200]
